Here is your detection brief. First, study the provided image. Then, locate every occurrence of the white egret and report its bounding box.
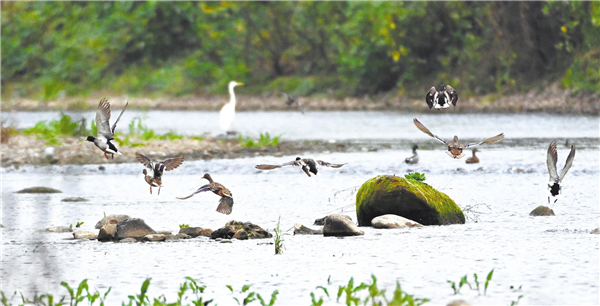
[219,81,243,132]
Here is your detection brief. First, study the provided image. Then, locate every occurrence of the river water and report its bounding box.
[1,111,599,305]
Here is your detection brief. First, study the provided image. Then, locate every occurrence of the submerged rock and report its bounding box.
[529,206,555,216]
[61,197,89,202]
[73,230,99,240]
[16,187,62,194]
[120,238,137,243]
[591,228,599,234]
[447,300,471,306]
[45,226,72,233]
[142,234,166,242]
[294,223,323,235]
[323,214,364,237]
[210,221,272,240]
[179,227,213,238]
[356,175,465,226]
[95,214,131,229]
[371,214,423,229]
[116,218,156,239]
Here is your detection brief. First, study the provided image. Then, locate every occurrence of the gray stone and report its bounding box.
[120,238,137,243]
[116,218,156,239]
[530,206,555,216]
[142,234,166,242]
[157,230,172,235]
[98,223,117,242]
[591,228,600,234]
[323,214,364,237]
[294,223,323,235]
[179,227,213,238]
[371,214,423,229]
[211,221,272,240]
[73,230,99,240]
[447,300,471,306]
[220,239,232,243]
[61,197,88,202]
[45,226,72,233]
[16,187,62,194]
[314,217,327,226]
[95,214,131,229]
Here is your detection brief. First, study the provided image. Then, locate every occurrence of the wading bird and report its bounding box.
[465,148,480,164]
[282,93,304,114]
[425,84,458,109]
[546,141,576,204]
[219,81,244,132]
[413,118,504,159]
[86,98,128,159]
[404,145,419,164]
[135,152,184,195]
[255,157,346,177]
[177,173,233,215]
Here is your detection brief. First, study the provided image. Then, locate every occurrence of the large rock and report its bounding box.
[313,217,327,226]
[529,206,555,216]
[323,214,364,237]
[210,221,272,240]
[95,214,131,229]
[179,227,213,238]
[98,222,117,242]
[16,187,62,194]
[590,228,600,234]
[356,175,465,226]
[294,223,323,235]
[116,218,156,240]
[371,214,423,229]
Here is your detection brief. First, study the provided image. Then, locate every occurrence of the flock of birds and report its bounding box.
[84,83,576,215]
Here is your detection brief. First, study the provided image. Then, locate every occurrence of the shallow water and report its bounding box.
[1,112,600,305]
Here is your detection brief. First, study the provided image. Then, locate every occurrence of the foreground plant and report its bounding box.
[405,172,426,182]
[274,216,284,255]
[448,269,494,295]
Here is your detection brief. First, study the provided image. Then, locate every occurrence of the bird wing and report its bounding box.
[111,101,128,134]
[161,156,184,171]
[558,144,575,182]
[135,152,154,170]
[463,133,505,148]
[425,87,436,109]
[546,141,559,183]
[176,184,212,200]
[297,102,305,115]
[255,160,300,170]
[317,160,346,168]
[96,98,113,139]
[446,85,458,106]
[216,195,234,215]
[413,118,449,145]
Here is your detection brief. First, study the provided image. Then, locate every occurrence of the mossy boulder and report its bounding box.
[356,175,465,226]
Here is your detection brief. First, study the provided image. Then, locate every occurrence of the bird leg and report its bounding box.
[150,186,153,194]
[158,186,161,196]
[104,152,109,159]
[111,153,114,159]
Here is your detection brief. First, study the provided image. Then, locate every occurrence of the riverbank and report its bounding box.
[3,85,599,114]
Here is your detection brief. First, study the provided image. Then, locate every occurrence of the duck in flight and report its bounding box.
[177,173,234,215]
[282,93,304,114]
[413,118,504,159]
[425,84,458,109]
[86,98,128,159]
[547,141,575,204]
[404,145,419,164]
[135,152,184,195]
[255,157,346,177]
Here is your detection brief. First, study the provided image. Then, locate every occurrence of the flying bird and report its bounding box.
[413,118,504,159]
[546,141,575,204]
[282,93,304,114]
[404,144,419,164]
[219,81,244,132]
[425,84,458,109]
[135,152,184,195]
[86,98,128,159]
[177,173,234,215]
[255,157,346,177]
[465,148,480,164]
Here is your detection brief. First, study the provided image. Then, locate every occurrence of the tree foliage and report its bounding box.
[2,1,598,99]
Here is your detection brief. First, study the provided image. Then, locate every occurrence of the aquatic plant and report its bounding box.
[274,216,284,255]
[509,285,524,306]
[238,132,280,149]
[448,269,494,296]
[404,172,426,182]
[226,284,256,305]
[22,114,88,145]
[179,224,189,229]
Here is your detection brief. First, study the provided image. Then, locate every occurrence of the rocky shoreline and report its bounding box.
[2,85,598,114]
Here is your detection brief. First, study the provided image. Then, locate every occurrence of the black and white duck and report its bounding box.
[413,118,504,159]
[86,98,128,159]
[547,141,575,204]
[255,157,346,177]
[177,173,234,215]
[135,152,184,195]
[425,84,458,109]
[404,145,419,164]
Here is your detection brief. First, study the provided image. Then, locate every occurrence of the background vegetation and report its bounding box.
[2,2,598,101]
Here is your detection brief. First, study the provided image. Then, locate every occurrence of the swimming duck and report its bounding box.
[404,145,419,164]
[283,93,304,114]
[86,98,128,159]
[465,148,480,164]
[255,157,346,177]
[547,141,575,204]
[425,84,458,109]
[413,118,504,159]
[135,152,184,195]
[176,173,233,215]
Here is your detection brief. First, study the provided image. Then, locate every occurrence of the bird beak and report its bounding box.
[237,82,244,86]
